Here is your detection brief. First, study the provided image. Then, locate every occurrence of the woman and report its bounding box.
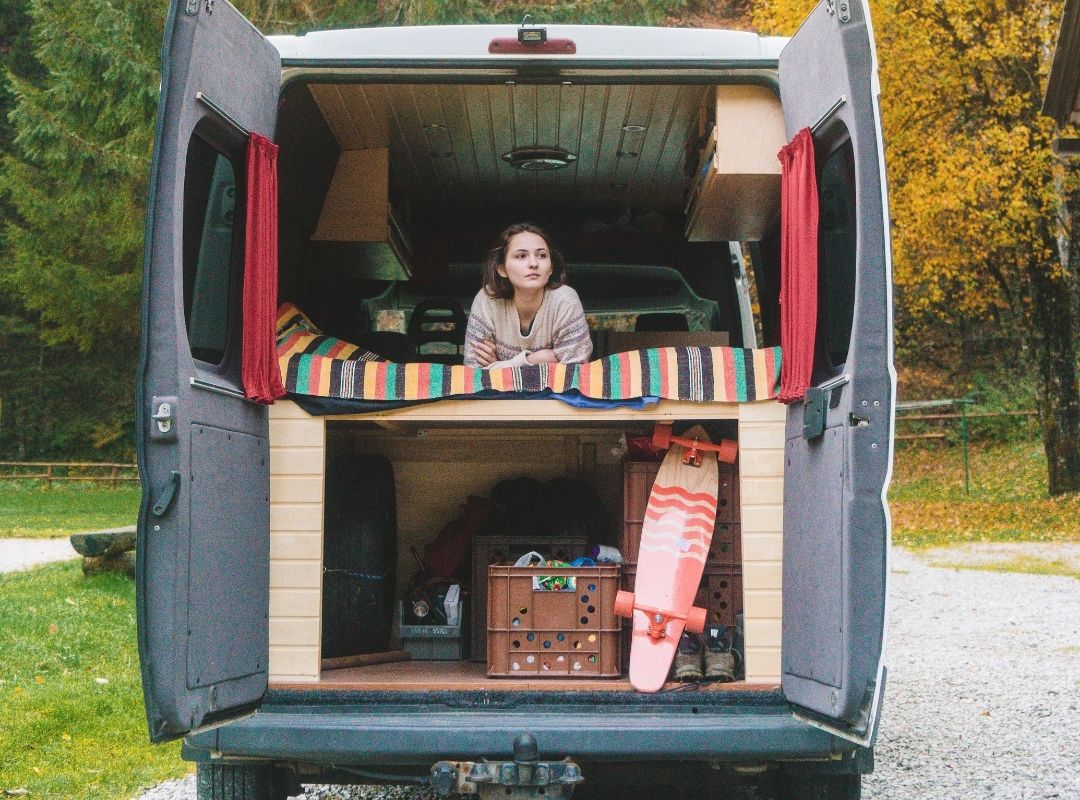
[463,222,592,369]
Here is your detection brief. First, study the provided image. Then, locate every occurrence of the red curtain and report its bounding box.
[776,127,819,404]
[242,132,285,404]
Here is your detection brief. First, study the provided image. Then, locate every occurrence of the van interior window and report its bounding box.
[183,132,239,365]
[818,136,857,368]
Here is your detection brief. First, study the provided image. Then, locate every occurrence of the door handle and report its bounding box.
[152,472,181,517]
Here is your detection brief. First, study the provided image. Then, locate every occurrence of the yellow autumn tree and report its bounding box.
[751,0,1080,494]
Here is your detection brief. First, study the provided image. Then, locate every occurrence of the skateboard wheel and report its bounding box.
[652,423,672,450]
[686,606,707,634]
[614,590,635,618]
[717,438,739,463]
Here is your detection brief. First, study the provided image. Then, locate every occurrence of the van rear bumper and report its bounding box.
[185,689,848,765]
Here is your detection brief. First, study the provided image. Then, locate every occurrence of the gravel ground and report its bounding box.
[135,546,1079,800]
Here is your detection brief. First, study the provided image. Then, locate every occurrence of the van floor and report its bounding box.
[272,661,774,692]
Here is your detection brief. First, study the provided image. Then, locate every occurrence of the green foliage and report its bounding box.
[0,562,188,799]
[0,481,141,538]
[0,0,162,350]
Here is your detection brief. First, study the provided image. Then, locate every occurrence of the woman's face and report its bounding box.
[498,231,553,293]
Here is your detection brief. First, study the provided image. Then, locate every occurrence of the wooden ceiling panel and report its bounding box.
[307,81,704,213]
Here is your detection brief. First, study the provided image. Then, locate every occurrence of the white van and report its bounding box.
[136,1,893,798]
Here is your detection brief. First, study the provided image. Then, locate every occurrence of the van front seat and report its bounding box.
[407,297,467,364]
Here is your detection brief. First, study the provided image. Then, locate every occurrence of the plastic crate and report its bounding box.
[622,460,740,564]
[487,564,621,677]
[470,534,589,661]
[621,563,743,654]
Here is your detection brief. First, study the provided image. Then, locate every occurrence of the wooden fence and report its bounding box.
[0,461,139,488]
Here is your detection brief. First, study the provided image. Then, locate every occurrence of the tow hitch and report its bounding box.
[431,734,583,799]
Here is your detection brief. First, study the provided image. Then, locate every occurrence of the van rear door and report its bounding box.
[777,0,893,745]
[136,0,280,742]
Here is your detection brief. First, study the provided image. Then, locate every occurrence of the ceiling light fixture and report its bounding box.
[622,124,646,133]
[502,145,578,171]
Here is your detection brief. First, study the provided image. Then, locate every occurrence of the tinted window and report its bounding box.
[818,137,856,367]
[183,132,239,365]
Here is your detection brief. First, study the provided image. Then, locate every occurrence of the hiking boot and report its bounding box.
[672,632,704,681]
[703,625,736,682]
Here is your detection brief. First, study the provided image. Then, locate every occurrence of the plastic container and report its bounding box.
[487,564,621,677]
[470,534,589,661]
[398,602,466,661]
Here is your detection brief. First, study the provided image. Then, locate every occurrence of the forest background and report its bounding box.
[2,0,1079,491]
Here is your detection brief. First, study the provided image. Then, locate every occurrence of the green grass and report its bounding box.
[0,481,140,538]
[0,561,189,799]
[889,440,1080,549]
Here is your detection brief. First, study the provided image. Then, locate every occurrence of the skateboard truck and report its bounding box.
[614,590,707,639]
[652,423,738,466]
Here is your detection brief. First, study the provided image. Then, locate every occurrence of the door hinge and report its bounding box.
[152,471,181,517]
[825,0,852,22]
[150,396,178,442]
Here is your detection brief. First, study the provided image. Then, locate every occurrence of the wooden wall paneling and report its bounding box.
[737,400,785,683]
[411,84,460,194]
[591,85,633,207]
[268,402,326,682]
[382,85,435,206]
[436,84,483,204]
[572,85,609,204]
[488,84,523,196]
[533,83,563,199]
[629,84,685,209]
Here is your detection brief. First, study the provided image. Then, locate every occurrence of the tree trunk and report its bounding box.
[1030,220,1080,495]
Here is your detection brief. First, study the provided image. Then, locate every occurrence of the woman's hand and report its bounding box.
[526,349,558,365]
[473,339,497,367]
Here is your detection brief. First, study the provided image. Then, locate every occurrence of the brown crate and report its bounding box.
[487,564,621,677]
[470,535,589,661]
[622,461,740,564]
[621,564,743,653]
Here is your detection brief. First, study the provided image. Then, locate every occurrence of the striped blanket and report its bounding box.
[277,304,781,404]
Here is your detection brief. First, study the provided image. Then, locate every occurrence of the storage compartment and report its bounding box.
[266,406,785,692]
[684,85,787,242]
[486,564,621,677]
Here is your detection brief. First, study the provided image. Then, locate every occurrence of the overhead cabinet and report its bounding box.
[685,85,787,242]
[312,148,413,280]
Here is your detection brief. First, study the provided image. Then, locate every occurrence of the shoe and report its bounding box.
[672,632,704,681]
[703,625,736,682]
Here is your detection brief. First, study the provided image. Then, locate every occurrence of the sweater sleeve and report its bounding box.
[463,292,496,367]
[551,288,593,364]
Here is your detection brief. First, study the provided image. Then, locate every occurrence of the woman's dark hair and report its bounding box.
[480,222,566,300]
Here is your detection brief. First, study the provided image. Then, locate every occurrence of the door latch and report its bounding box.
[150,396,178,442]
[152,472,181,517]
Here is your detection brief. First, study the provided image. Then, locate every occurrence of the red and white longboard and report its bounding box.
[614,424,737,692]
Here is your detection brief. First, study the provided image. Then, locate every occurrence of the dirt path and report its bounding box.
[0,538,79,573]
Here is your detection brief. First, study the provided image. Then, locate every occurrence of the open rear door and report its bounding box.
[778,0,893,745]
[136,0,280,742]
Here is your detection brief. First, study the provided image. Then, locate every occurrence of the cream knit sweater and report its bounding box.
[463,285,593,368]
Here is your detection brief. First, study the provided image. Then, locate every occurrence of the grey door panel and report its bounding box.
[778,0,893,743]
[136,0,280,743]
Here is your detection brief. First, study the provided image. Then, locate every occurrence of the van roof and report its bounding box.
[268,24,787,63]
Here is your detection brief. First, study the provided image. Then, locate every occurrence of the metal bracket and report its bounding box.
[185,0,199,15]
[205,0,215,14]
[432,735,582,800]
[150,396,178,441]
[838,1,851,22]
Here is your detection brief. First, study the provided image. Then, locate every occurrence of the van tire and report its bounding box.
[776,773,861,800]
[195,762,294,800]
